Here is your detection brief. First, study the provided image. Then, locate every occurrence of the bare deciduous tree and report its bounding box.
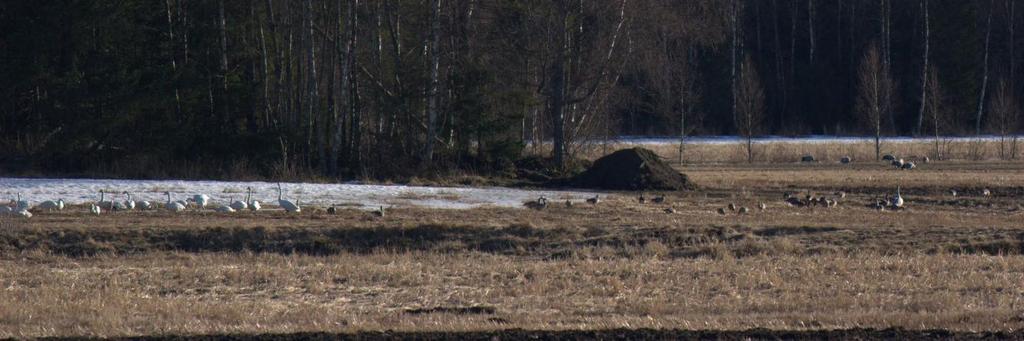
[856,44,893,161]
[924,71,948,159]
[736,55,764,163]
[988,79,1020,159]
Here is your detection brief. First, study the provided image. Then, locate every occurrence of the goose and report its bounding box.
[785,197,805,207]
[652,195,666,204]
[758,202,767,211]
[901,162,916,170]
[891,187,904,209]
[716,207,727,215]
[247,187,261,211]
[949,189,958,198]
[372,205,385,217]
[90,203,102,215]
[834,191,847,199]
[637,193,646,204]
[138,200,153,210]
[164,192,186,212]
[738,207,750,214]
[982,188,992,197]
[36,199,64,212]
[327,205,337,214]
[664,207,676,214]
[122,192,136,210]
[586,195,600,205]
[192,194,211,210]
[727,203,737,211]
[229,195,248,211]
[565,200,573,208]
[276,183,301,213]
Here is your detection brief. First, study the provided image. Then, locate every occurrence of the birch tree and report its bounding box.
[856,45,893,161]
[736,55,764,163]
[988,79,1020,159]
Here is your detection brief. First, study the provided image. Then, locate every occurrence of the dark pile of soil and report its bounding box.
[571,147,692,191]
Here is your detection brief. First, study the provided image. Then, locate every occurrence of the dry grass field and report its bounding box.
[2,155,1024,338]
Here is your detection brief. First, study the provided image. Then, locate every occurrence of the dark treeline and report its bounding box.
[1,0,1021,179]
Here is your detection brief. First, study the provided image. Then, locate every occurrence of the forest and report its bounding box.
[1,0,1021,179]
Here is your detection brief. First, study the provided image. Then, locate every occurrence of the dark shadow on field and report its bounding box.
[2,222,1023,258]
[34,327,1024,340]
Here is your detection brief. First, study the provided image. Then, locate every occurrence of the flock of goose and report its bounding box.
[3,183,301,219]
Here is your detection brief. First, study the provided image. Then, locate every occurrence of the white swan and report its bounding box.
[892,186,904,208]
[97,189,112,208]
[14,208,31,218]
[165,192,186,212]
[122,192,136,210]
[15,193,29,210]
[229,195,248,211]
[277,183,300,213]
[138,200,152,210]
[215,204,236,213]
[90,203,102,215]
[36,199,64,212]
[247,187,261,211]
[191,194,211,210]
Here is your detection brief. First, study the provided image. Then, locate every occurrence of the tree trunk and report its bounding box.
[976,0,994,134]
[916,0,930,134]
[549,6,569,170]
[219,0,230,123]
[424,0,441,165]
[730,0,739,127]
[808,0,815,63]
[330,0,356,176]
[166,0,181,117]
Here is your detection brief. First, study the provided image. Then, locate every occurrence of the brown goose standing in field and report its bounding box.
[727,203,737,211]
[652,195,666,204]
[758,202,767,211]
[565,200,573,208]
[637,193,646,204]
[785,197,805,207]
[327,205,337,214]
[738,207,750,214]
[586,195,600,205]
[373,206,386,217]
[716,207,727,215]
[664,207,676,214]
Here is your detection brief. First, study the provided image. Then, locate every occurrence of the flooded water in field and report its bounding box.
[0,178,597,210]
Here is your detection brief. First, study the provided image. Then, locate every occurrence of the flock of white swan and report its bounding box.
[2,183,300,219]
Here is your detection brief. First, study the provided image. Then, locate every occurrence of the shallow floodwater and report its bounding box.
[0,178,597,210]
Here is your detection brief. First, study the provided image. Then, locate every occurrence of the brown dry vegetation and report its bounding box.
[571,138,1018,164]
[2,157,1024,338]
